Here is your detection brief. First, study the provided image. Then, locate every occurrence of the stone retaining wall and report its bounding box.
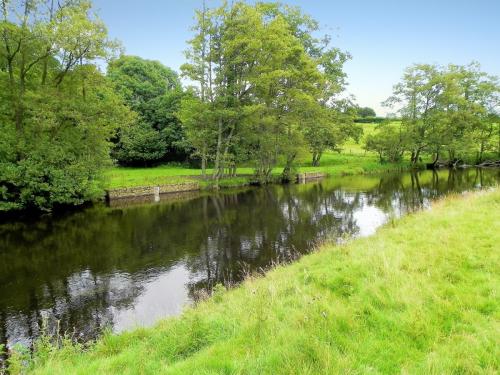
[296,172,327,183]
[108,190,201,208]
[107,182,200,200]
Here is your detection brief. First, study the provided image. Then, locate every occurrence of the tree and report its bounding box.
[305,101,362,166]
[177,93,216,178]
[364,121,406,163]
[107,55,188,165]
[181,1,350,185]
[0,0,132,211]
[442,63,499,163]
[383,64,444,166]
[113,122,166,166]
[357,107,376,118]
[383,62,499,166]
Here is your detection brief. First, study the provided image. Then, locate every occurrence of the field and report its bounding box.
[18,189,500,374]
[104,123,402,190]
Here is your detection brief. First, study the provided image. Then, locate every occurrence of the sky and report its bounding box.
[92,0,500,116]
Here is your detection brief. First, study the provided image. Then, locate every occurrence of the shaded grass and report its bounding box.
[104,123,405,190]
[22,189,500,374]
[106,153,406,190]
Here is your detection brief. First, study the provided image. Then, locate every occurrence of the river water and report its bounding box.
[0,168,498,356]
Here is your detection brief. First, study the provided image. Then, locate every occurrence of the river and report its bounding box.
[0,168,498,358]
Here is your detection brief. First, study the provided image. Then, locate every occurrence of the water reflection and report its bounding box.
[0,168,498,359]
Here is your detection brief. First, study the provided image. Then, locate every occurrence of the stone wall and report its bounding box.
[107,182,200,200]
[296,172,327,183]
[107,190,201,208]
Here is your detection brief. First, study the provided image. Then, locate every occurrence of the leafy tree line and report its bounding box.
[366,63,500,166]
[178,1,360,183]
[0,0,133,211]
[1,0,498,212]
[106,2,362,176]
[0,0,361,211]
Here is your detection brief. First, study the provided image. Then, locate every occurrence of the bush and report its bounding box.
[354,117,387,124]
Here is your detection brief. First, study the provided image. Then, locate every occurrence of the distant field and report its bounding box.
[104,123,405,190]
[342,121,379,154]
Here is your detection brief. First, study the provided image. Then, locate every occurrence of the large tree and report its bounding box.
[382,62,499,166]
[107,55,189,165]
[0,0,132,211]
[357,107,376,118]
[181,1,350,185]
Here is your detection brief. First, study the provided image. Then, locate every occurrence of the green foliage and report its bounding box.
[108,55,188,164]
[0,0,132,212]
[107,55,180,107]
[113,122,167,165]
[357,106,376,118]
[364,122,406,162]
[22,190,500,374]
[382,62,500,165]
[177,92,217,177]
[181,1,350,185]
[304,103,363,166]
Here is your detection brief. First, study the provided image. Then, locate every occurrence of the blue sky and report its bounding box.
[93,0,500,115]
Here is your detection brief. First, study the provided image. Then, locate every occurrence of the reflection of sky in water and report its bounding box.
[112,265,191,332]
[353,206,388,237]
[0,168,499,356]
[107,198,390,334]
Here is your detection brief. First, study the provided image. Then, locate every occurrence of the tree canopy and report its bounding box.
[0,0,132,211]
[357,107,376,118]
[0,0,498,212]
[107,55,189,165]
[370,63,500,165]
[180,1,355,183]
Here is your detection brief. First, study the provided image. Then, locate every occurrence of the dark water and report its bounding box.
[0,168,498,356]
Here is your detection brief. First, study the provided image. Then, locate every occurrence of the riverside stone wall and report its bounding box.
[107,182,200,200]
[296,172,327,183]
[107,190,201,208]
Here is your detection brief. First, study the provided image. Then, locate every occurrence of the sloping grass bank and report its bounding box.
[20,189,499,374]
[106,152,407,190]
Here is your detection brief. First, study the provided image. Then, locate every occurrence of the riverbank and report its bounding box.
[105,151,409,191]
[16,188,499,374]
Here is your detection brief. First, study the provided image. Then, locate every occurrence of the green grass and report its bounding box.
[342,121,379,154]
[105,124,406,190]
[105,152,405,190]
[20,189,500,374]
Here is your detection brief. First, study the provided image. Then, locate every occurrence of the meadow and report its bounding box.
[104,123,400,190]
[18,188,499,374]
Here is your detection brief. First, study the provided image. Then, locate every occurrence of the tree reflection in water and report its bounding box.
[0,168,498,363]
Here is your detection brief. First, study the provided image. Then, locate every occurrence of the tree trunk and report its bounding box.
[413,149,421,166]
[282,152,297,182]
[477,142,485,164]
[212,118,223,188]
[312,152,318,167]
[432,150,439,166]
[201,150,207,180]
[312,151,322,167]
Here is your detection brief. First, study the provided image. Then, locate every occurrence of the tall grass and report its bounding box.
[17,189,499,374]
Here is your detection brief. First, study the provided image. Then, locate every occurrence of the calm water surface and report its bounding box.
[0,168,498,357]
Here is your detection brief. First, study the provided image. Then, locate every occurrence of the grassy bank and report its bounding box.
[105,124,406,190]
[106,152,407,190]
[104,124,387,190]
[19,189,499,374]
